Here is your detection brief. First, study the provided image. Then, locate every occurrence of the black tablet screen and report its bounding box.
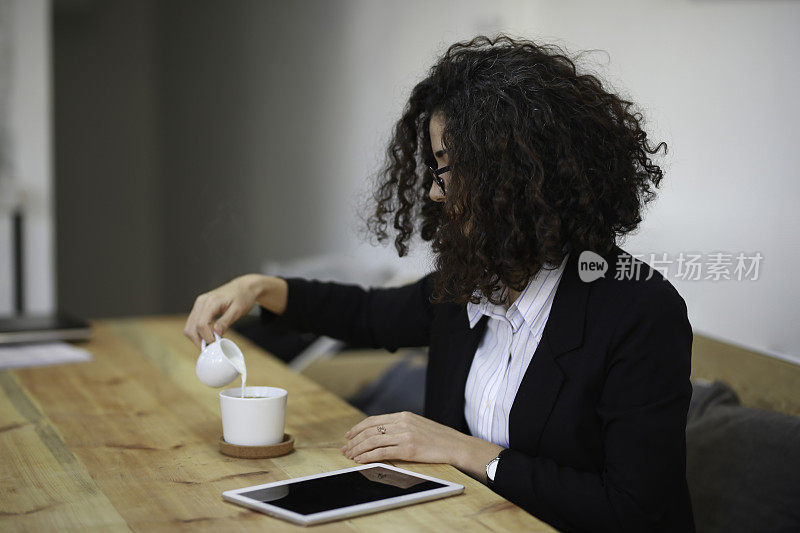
[240,467,446,515]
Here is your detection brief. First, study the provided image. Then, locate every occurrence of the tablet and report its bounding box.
[222,463,464,526]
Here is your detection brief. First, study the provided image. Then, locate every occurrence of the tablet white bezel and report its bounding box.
[221,463,465,526]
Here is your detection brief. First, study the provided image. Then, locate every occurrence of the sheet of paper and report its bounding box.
[0,342,93,370]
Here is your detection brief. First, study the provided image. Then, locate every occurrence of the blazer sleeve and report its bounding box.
[493,281,693,533]
[259,273,438,352]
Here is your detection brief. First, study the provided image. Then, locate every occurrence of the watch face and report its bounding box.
[487,457,499,481]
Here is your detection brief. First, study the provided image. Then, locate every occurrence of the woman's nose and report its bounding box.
[429,182,445,203]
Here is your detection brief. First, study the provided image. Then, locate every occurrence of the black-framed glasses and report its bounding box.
[427,164,451,196]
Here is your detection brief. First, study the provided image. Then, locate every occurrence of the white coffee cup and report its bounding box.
[196,332,244,387]
[220,386,287,446]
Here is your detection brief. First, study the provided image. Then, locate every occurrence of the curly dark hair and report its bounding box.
[365,34,667,306]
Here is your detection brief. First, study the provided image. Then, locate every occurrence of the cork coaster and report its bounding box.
[218,433,294,459]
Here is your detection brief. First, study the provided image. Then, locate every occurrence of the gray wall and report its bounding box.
[54,0,160,317]
[156,0,346,311]
[54,0,347,317]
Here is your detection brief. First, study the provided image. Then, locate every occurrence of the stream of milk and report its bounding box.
[230,358,247,398]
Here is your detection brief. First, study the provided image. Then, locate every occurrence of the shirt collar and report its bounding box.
[466,254,569,332]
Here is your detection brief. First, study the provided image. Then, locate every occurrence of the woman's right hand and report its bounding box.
[183,273,288,349]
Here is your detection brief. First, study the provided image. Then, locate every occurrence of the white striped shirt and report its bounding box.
[464,255,568,447]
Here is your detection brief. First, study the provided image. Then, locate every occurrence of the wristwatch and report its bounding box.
[485,452,502,488]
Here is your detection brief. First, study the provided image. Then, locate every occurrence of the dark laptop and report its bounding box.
[0,314,92,345]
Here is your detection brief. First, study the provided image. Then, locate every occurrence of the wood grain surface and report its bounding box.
[0,316,553,532]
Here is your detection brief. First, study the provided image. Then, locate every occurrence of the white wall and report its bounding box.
[316,0,800,364]
[0,0,53,315]
[0,0,13,314]
[320,0,533,278]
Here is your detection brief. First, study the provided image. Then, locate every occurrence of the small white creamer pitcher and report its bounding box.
[196,332,245,388]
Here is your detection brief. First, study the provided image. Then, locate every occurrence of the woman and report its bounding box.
[184,35,694,532]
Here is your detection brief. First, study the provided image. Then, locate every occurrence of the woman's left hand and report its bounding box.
[341,411,464,465]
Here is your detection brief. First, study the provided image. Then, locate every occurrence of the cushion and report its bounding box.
[348,354,426,416]
[687,380,800,532]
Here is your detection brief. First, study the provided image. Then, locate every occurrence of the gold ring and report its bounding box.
[377,425,386,434]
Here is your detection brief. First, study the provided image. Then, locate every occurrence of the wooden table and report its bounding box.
[1,316,553,531]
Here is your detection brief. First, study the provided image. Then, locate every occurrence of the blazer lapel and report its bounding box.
[439,312,488,434]
[509,251,590,454]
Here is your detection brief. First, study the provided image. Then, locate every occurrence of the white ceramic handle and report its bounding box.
[201,331,221,352]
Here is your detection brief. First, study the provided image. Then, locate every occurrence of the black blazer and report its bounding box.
[261,247,695,532]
